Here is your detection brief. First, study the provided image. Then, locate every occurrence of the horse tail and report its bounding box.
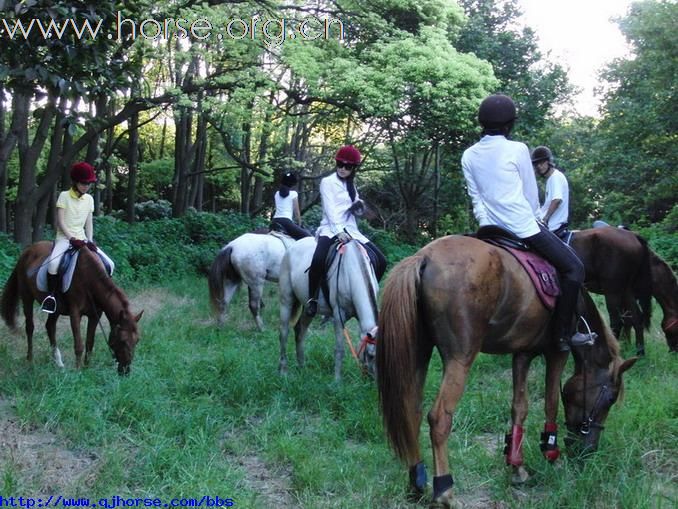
[632,235,653,330]
[207,246,239,315]
[377,254,426,463]
[1,267,20,331]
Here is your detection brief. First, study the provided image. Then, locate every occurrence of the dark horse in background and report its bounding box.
[376,235,637,508]
[1,241,143,375]
[571,226,678,355]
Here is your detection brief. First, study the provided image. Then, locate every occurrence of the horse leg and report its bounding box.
[428,358,472,507]
[293,312,312,370]
[45,313,64,368]
[217,280,240,326]
[21,297,35,363]
[605,294,625,340]
[332,314,346,382]
[628,298,645,356]
[506,353,534,484]
[69,311,85,369]
[247,283,265,332]
[84,311,102,366]
[278,290,303,375]
[542,350,568,464]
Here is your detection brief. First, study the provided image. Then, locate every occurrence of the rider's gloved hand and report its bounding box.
[69,238,86,249]
[336,231,351,244]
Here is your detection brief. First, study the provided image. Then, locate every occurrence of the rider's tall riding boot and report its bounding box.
[555,279,596,351]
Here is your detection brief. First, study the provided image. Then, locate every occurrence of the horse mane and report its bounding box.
[650,249,678,291]
[80,250,131,315]
[632,235,653,329]
[579,290,627,397]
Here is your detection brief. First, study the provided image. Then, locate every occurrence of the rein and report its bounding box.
[83,276,117,356]
[561,353,610,435]
[663,318,678,334]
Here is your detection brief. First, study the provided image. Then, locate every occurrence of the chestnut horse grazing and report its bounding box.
[1,241,143,375]
[376,235,637,508]
[571,226,678,354]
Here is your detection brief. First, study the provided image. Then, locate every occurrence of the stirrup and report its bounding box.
[41,295,57,314]
[570,316,597,347]
[570,331,597,347]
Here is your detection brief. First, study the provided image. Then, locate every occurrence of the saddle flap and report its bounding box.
[36,247,115,293]
[503,247,560,310]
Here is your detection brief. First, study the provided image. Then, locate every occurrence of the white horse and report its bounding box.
[208,232,295,331]
[278,237,379,381]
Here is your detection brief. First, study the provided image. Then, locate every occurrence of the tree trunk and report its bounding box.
[189,112,208,210]
[126,110,139,223]
[14,91,57,246]
[0,90,28,233]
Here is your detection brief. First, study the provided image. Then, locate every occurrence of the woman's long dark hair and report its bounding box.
[338,170,357,201]
[278,185,291,198]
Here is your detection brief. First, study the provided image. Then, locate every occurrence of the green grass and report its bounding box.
[0,276,675,508]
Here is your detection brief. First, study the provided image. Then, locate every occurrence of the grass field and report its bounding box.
[0,275,675,508]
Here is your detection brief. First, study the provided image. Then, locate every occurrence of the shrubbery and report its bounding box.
[0,212,265,288]
[0,210,672,289]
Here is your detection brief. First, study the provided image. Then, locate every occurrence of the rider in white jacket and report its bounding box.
[304,146,386,317]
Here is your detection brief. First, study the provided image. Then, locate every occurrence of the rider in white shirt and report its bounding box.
[532,146,570,236]
[462,94,591,352]
[271,172,311,240]
[304,146,386,317]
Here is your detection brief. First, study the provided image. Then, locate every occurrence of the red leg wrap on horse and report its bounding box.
[540,422,560,462]
[505,424,524,466]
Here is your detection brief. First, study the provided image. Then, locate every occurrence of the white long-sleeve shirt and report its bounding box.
[461,135,541,238]
[316,172,369,243]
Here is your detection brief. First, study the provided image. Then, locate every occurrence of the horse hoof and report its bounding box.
[511,465,530,484]
[430,487,458,509]
[636,348,645,356]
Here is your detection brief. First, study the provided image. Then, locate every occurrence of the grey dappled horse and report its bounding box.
[208,232,295,331]
[278,237,379,381]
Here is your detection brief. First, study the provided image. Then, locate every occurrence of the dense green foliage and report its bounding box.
[535,0,677,228]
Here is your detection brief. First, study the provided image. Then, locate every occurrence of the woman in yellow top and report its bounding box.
[41,162,98,313]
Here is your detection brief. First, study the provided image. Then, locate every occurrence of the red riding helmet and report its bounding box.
[335,145,362,166]
[70,162,97,183]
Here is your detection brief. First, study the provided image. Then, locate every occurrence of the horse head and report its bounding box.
[358,326,378,379]
[561,302,638,454]
[340,241,380,377]
[108,309,143,375]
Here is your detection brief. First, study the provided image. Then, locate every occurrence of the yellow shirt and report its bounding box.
[55,189,93,241]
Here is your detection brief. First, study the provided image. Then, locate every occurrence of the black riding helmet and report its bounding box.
[478,94,517,129]
[531,146,553,165]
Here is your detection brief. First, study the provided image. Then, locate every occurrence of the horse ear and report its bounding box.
[619,356,639,375]
[134,310,144,322]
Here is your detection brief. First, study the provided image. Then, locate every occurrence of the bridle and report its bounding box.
[562,353,614,436]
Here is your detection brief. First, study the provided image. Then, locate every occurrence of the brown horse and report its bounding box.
[571,226,678,354]
[376,235,637,508]
[1,241,143,374]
